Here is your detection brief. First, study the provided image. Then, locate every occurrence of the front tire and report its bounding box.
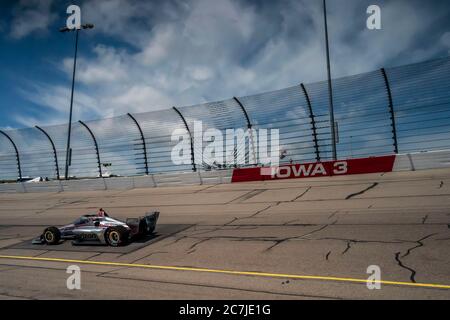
[43,227,61,245]
[105,226,129,247]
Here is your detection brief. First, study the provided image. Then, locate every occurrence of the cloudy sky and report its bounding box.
[0,0,449,130]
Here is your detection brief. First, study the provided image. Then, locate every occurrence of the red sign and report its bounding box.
[231,155,396,183]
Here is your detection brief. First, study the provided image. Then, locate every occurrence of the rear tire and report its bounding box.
[43,227,61,245]
[105,226,129,247]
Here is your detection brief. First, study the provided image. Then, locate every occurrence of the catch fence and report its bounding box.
[1,56,450,181]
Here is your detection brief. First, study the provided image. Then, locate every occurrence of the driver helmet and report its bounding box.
[97,208,108,217]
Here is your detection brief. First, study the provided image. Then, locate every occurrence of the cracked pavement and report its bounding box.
[0,168,449,299]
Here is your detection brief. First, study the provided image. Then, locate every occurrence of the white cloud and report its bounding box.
[188,66,214,81]
[15,82,103,127]
[82,0,154,46]
[62,45,128,85]
[10,0,56,39]
[328,0,446,75]
[107,85,174,113]
[14,0,450,127]
[137,25,176,66]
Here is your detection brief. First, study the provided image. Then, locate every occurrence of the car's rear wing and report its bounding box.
[144,211,159,231]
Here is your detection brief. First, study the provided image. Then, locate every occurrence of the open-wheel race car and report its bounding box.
[32,209,159,247]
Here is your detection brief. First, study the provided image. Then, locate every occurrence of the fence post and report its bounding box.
[127,113,149,175]
[381,68,399,154]
[233,97,257,165]
[173,106,197,172]
[35,126,60,180]
[78,120,103,178]
[300,84,321,162]
[0,130,22,181]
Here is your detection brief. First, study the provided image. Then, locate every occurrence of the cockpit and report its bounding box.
[73,216,90,225]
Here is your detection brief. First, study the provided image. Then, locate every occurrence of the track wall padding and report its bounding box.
[0,150,449,193]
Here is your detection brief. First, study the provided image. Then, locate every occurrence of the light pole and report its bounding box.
[323,0,337,160]
[60,23,94,179]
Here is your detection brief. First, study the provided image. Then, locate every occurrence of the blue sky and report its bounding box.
[1,0,450,130]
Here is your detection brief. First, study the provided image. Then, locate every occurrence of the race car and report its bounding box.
[32,209,159,247]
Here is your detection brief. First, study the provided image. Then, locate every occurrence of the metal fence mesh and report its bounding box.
[1,56,450,181]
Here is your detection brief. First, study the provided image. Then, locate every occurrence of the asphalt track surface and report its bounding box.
[0,168,449,299]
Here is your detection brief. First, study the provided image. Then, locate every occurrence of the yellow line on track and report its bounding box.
[0,254,449,290]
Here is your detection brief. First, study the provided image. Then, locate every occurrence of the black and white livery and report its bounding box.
[32,209,159,247]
